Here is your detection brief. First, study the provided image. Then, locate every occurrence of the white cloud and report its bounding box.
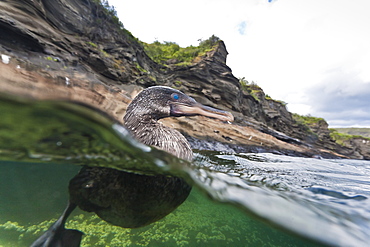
[108,0,370,127]
[305,69,370,127]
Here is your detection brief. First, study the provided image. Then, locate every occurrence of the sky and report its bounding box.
[108,0,370,127]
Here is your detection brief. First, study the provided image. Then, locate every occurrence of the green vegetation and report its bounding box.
[142,35,221,66]
[329,129,370,146]
[329,129,355,146]
[292,113,325,126]
[86,41,110,58]
[239,78,263,101]
[291,113,326,137]
[44,56,59,62]
[174,80,183,88]
[87,41,98,48]
[334,128,370,138]
[239,78,287,105]
[135,62,148,73]
[292,114,370,145]
[0,189,310,247]
[91,0,138,42]
[92,0,123,29]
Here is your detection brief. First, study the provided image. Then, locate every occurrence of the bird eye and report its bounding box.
[172,93,179,100]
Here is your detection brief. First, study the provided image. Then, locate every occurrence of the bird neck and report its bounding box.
[124,114,158,139]
[124,116,192,161]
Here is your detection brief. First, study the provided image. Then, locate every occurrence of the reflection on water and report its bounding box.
[0,95,369,246]
[0,94,187,175]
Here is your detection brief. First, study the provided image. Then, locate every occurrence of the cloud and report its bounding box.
[108,0,370,127]
[305,69,370,127]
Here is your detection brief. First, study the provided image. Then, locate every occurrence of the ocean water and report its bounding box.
[0,95,369,247]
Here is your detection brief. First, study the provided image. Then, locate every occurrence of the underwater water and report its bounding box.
[0,95,369,247]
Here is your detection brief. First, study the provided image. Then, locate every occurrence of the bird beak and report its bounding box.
[171,102,234,122]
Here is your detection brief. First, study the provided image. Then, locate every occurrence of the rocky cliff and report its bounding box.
[1,0,369,159]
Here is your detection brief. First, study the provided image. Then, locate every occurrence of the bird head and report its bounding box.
[124,86,234,122]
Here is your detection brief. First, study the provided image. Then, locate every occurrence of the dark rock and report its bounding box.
[0,0,368,159]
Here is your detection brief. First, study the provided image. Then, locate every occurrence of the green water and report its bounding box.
[0,162,314,247]
[1,95,369,246]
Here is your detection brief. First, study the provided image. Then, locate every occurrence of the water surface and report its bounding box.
[0,95,369,246]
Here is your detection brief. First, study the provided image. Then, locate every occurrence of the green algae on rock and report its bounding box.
[0,189,312,247]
